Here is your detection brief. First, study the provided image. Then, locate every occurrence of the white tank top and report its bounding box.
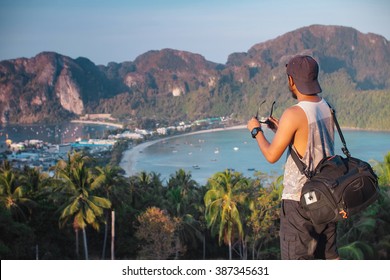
[282,98,335,201]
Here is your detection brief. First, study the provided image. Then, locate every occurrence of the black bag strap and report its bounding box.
[289,145,314,178]
[329,104,351,158]
[290,102,351,179]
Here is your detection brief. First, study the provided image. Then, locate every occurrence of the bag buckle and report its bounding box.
[339,209,348,219]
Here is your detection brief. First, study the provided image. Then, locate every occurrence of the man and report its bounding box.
[247,55,338,259]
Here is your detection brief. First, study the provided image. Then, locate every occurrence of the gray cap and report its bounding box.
[286,55,322,95]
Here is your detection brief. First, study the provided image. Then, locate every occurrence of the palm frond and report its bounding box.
[89,196,112,209]
[339,241,375,259]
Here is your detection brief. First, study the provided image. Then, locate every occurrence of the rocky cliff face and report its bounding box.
[131,49,220,96]
[227,25,390,89]
[0,52,82,122]
[0,52,119,123]
[100,48,221,98]
[0,25,389,124]
[55,68,84,115]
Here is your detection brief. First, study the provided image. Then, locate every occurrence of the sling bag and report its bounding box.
[290,104,379,226]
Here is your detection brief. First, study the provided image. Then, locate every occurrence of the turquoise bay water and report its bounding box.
[3,123,389,186]
[130,128,390,185]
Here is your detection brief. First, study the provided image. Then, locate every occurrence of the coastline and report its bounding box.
[119,124,246,177]
[71,119,124,129]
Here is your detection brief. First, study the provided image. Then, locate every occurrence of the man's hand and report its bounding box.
[247,117,261,132]
[266,116,279,133]
[247,117,279,134]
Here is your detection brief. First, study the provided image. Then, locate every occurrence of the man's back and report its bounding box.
[283,98,334,201]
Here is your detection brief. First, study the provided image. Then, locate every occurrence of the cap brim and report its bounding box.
[294,79,322,95]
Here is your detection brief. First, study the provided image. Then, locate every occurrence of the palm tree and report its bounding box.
[204,170,248,259]
[167,169,198,197]
[0,160,12,172]
[166,169,202,259]
[166,169,199,214]
[248,174,283,259]
[0,169,36,222]
[92,165,129,259]
[131,171,164,209]
[20,166,50,198]
[54,152,111,260]
[373,152,390,187]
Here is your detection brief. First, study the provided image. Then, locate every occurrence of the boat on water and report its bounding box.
[192,165,200,169]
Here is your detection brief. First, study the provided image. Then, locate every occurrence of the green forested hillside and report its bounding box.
[321,71,390,130]
[96,68,390,130]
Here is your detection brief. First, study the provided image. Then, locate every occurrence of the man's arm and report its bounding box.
[247,106,306,163]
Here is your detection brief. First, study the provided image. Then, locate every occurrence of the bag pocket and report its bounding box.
[337,158,379,215]
[300,182,339,226]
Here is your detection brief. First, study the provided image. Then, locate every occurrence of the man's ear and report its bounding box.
[288,75,294,87]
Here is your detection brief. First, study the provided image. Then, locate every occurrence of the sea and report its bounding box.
[2,123,390,186]
[125,128,390,185]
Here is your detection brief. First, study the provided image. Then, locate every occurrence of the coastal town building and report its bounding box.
[156,127,168,135]
[109,131,144,140]
[135,128,152,136]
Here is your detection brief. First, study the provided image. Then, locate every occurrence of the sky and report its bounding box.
[1,0,389,65]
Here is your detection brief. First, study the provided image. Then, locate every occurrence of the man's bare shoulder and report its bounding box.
[281,105,306,123]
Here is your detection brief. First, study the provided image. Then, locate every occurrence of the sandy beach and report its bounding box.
[71,119,124,129]
[119,125,246,177]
